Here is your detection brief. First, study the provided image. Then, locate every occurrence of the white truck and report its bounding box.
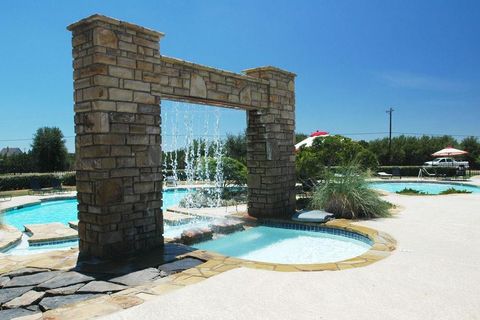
[423,157,469,169]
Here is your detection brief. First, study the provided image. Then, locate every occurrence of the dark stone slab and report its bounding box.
[3,290,45,308]
[158,258,204,276]
[2,267,50,278]
[0,276,10,288]
[37,271,95,290]
[75,243,195,275]
[26,304,41,312]
[39,293,102,311]
[46,283,85,296]
[160,243,197,265]
[77,281,127,293]
[0,308,38,320]
[109,268,160,286]
[3,271,61,288]
[0,286,33,305]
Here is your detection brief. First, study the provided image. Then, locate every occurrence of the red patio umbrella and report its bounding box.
[295,131,329,151]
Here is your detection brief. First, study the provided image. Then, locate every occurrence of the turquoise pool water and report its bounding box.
[194,226,371,264]
[2,188,198,254]
[370,182,480,195]
[4,188,192,231]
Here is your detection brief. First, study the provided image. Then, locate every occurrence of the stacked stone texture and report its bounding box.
[158,57,270,109]
[68,14,296,259]
[68,15,164,258]
[244,67,296,218]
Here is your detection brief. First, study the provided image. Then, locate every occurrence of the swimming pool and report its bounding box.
[3,188,192,231]
[194,225,372,264]
[370,182,480,195]
[2,188,195,254]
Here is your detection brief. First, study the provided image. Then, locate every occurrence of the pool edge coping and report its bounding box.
[1,195,396,272]
[0,224,23,251]
[181,219,396,272]
[0,220,396,318]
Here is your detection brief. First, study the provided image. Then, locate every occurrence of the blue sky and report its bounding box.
[0,0,479,152]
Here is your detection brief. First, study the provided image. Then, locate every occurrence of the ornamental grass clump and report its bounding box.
[310,164,391,219]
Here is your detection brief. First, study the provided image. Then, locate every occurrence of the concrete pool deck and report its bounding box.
[101,191,480,320]
[1,178,479,319]
[0,192,77,212]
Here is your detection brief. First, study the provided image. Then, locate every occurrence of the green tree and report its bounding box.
[295,133,308,144]
[205,156,247,187]
[461,136,480,169]
[224,133,247,165]
[295,148,325,187]
[31,127,68,172]
[295,135,378,185]
[367,135,459,166]
[309,135,378,169]
[0,152,35,173]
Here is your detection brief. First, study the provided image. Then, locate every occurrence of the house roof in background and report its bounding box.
[0,147,23,157]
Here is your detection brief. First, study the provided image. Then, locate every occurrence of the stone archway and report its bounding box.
[68,14,296,259]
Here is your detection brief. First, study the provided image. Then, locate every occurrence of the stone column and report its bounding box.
[67,15,164,259]
[243,67,296,219]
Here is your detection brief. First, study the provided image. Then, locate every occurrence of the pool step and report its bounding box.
[24,223,78,245]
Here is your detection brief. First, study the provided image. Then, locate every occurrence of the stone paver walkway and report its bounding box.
[0,225,22,251]
[0,244,206,319]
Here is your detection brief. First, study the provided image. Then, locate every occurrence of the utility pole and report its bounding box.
[386,107,394,164]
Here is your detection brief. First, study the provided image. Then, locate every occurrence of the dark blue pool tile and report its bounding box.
[259,220,373,245]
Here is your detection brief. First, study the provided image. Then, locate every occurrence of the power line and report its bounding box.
[1,132,479,143]
[0,136,75,142]
[392,132,480,138]
[336,132,389,136]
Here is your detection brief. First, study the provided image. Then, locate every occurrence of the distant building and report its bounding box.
[0,147,23,157]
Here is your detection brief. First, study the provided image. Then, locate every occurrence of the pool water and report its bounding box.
[2,188,195,254]
[4,188,192,231]
[370,182,480,195]
[5,199,78,231]
[194,226,371,264]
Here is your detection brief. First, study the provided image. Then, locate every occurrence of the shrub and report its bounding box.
[196,157,247,187]
[439,188,472,195]
[61,172,76,186]
[310,164,391,219]
[295,135,378,187]
[295,148,325,188]
[396,188,427,195]
[0,172,75,191]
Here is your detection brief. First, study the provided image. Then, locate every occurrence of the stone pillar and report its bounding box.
[244,67,296,219]
[67,15,164,259]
